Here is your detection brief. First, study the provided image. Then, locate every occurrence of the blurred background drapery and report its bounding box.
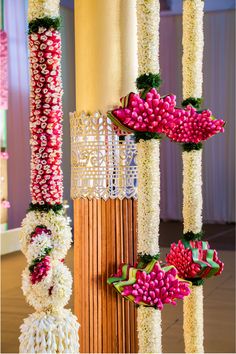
[4,0,235,228]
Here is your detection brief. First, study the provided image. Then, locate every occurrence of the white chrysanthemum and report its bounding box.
[137,307,162,353]
[19,308,80,354]
[28,0,60,22]
[20,210,72,261]
[22,261,72,311]
[137,0,160,75]
[137,139,160,256]
[183,150,202,234]
[184,285,204,353]
[183,0,204,98]
[26,232,52,263]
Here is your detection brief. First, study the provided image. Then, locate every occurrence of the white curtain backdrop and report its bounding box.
[159,10,235,223]
[4,3,235,227]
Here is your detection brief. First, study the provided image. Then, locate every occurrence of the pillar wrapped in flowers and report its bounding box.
[108,1,192,353]
[18,1,79,353]
[165,1,225,353]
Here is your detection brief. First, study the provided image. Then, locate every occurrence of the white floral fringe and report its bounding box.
[28,0,60,22]
[182,0,204,99]
[137,306,162,354]
[137,0,160,75]
[183,285,204,354]
[19,309,80,354]
[182,150,202,234]
[137,139,160,256]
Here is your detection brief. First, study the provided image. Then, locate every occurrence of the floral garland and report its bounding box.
[137,139,160,256]
[182,0,204,99]
[165,1,224,353]
[182,150,202,234]
[19,309,79,353]
[19,1,80,353]
[28,0,60,23]
[183,285,204,354]
[137,0,160,75]
[29,27,63,205]
[108,1,193,353]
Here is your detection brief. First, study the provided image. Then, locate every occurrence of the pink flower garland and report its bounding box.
[108,88,225,143]
[29,28,63,205]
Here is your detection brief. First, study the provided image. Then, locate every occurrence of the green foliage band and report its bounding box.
[28,203,63,214]
[134,131,162,143]
[182,142,203,152]
[28,16,61,34]
[183,231,203,241]
[182,97,203,110]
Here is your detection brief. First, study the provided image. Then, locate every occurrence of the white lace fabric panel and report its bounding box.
[70,111,137,200]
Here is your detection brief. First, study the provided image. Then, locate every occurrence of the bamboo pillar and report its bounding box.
[74,1,137,352]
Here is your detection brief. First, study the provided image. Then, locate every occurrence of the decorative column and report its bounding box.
[18,1,79,353]
[165,1,224,353]
[72,1,138,352]
[108,1,191,354]
[182,2,205,352]
[136,2,162,352]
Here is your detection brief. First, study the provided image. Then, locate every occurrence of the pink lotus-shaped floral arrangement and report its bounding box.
[166,240,224,281]
[165,105,225,144]
[108,88,225,143]
[108,259,191,310]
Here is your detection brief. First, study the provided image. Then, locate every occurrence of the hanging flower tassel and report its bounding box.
[19,309,79,354]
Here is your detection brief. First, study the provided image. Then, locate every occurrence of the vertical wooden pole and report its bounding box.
[73,1,137,352]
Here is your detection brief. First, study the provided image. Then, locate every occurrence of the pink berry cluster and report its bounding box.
[30,226,51,243]
[122,262,190,310]
[109,88,225,143]
[30,255,51,284]
[166,240,224,280]
[165,105,225,143]
[29,28,63,205]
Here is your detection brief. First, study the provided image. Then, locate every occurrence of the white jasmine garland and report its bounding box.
[25,232,52,263]
[19,308,80,354]
[182,0,204,99]
[137,0,160,75]
[137,307,162,354]
[137,139,160,256]
[22,261,72,311]
[183,285,204,353]
[182,149,202,234]
[28,0,60,22]
[20,210,72,261]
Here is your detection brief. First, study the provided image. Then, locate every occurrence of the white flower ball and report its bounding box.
[20,210,72,262]
[22,261,72,311]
